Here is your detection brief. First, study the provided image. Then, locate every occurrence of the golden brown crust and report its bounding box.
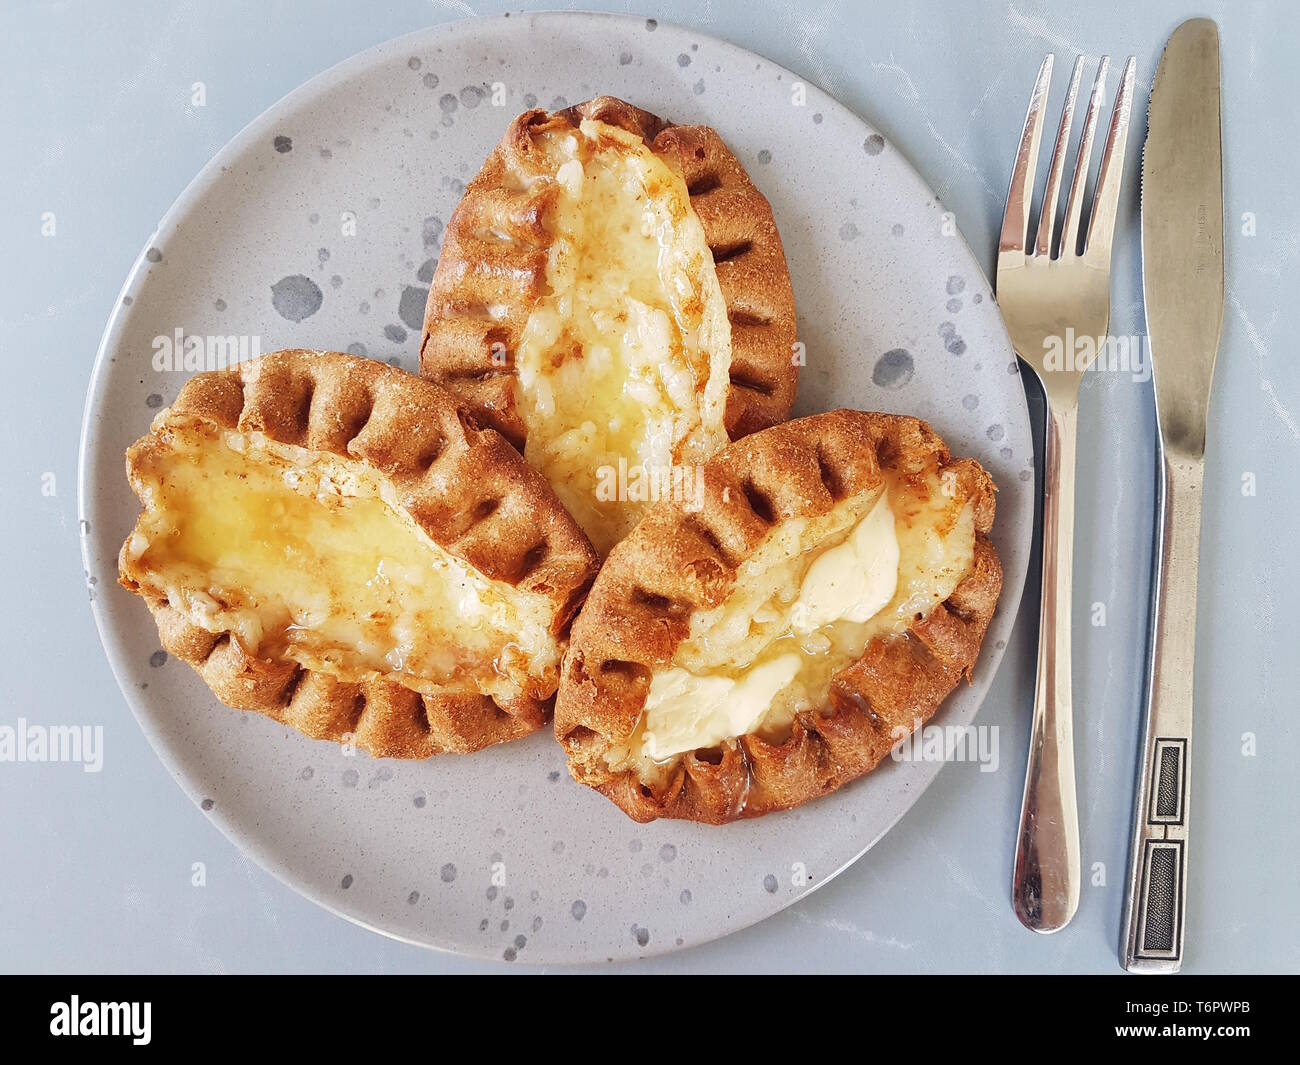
[554,410,1003,822]
[119,349,599,758]
[418,95,798,447]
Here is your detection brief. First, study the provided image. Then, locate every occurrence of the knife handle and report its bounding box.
[1121,450,1204,972]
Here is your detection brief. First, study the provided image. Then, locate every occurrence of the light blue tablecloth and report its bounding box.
[2,0,1296,972]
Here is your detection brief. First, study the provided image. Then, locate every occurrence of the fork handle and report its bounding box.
[1120,450,1204,971]
[1012,398,1082,932]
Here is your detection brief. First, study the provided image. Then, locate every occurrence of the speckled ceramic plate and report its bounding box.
[79,11,1032,963]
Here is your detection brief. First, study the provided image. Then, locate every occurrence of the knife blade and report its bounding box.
[1121,17,1224,973]
[1142,18,1225,458]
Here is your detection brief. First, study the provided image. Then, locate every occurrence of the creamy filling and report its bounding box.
[122,420,559,701]
[618,471,976,770]
[515,118,731,555]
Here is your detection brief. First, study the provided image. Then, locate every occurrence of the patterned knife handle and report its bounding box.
[1121,449,1204,972]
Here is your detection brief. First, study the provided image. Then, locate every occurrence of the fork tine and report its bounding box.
[999,54,1053,258]
[1035,56,1084,258]
[1061,56,1109,257]
[1084,56,1137,265]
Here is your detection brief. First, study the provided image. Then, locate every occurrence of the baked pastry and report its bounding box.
[420,95,798,554]
[119,349,599,758]
[554,411,1003,822]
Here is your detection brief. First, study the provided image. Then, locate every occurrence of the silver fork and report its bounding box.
[997,53,1136,932]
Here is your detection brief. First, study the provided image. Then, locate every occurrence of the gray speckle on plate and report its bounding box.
[270,274,323,321]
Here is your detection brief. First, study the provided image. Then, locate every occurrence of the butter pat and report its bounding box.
[641,653,802,761]
[625,471,977,770]
[792,490,898,633]
[638,492,901,760]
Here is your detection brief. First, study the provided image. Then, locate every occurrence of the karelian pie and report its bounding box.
[420,95,798,555]
[554,411,1003,823]
[119,349,599,758]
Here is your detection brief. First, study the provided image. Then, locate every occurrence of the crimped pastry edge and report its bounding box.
[418,94,799,447]
[554,410,1003,822]
[119,348,600,758]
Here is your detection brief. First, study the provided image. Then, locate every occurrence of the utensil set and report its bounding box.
[995,18,1224,972]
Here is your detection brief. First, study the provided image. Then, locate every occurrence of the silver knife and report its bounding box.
[1121,17,1224,973]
